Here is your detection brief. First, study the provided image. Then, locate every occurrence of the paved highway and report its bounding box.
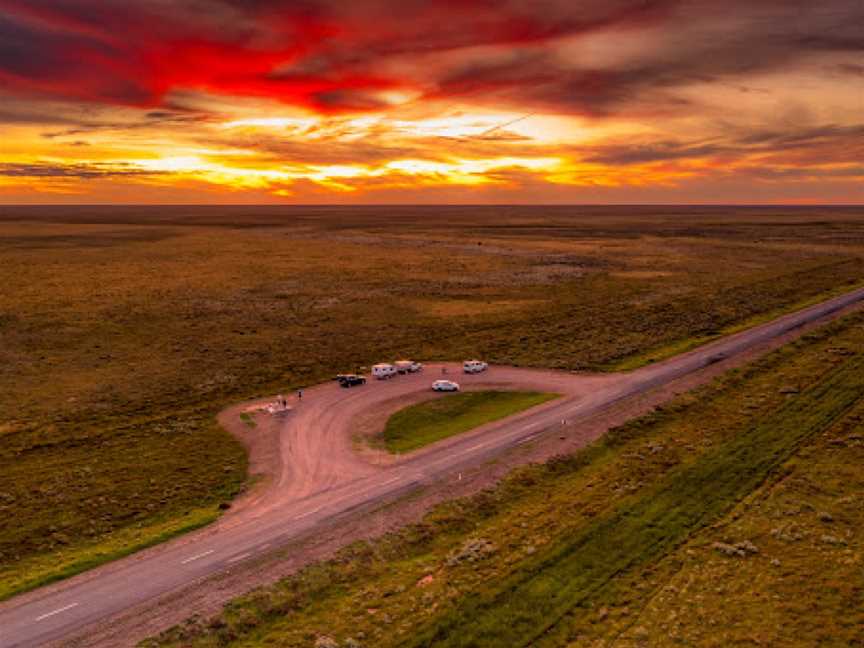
[1,286,863,648]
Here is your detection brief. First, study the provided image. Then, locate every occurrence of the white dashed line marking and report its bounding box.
[227,552,251,564]
[181,550,214,565]
[466,442,487,451]
[35,603,78,621]
[293,507,321,520]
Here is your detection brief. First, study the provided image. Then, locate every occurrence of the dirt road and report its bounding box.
[1,286,863,648]
[220,363,616,522]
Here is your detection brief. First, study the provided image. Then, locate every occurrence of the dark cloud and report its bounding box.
[582,124,864,166]
[0,11,156,105]
[736,125,864,149]
[0,0,860,116]
[583,142,726,165]
[431,1,864,115]
[739,166,864,180]
[310,88,394,111]
[0,162,157,178]
[833,63,864,77]
[42,129,88,139]
[34,110,209,137]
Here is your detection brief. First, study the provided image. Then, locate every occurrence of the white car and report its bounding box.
[432,380,460,392]
[463,359,489,374]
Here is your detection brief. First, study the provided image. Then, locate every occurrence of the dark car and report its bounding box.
[338,374,367,388]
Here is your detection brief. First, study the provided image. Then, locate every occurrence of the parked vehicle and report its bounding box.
[372,363,398,380]
[338,374,367,388]
[432,380,460,392]
[463,359,489,374]
[394,360,423,374]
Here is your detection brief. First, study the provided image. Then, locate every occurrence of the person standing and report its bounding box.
[297,389,303,401]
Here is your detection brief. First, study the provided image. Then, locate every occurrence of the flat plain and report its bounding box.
[1,205,863,600]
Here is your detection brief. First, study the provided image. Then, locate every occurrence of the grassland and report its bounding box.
[1,205,863,597]
[145,306,864,648]
[379,391,558,453]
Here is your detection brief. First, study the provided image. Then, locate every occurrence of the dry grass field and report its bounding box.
[1,205,863,597]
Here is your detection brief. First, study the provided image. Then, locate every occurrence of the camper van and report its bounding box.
[372,363,398,380]
[463,359,489,374]
[394,360,423,374]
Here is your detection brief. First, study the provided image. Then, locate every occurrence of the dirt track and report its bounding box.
[218,364,616,526]
[1,285,863,648]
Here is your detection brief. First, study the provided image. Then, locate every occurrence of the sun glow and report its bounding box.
[215,112,581,144]
[220,117,318,131]
[112,149,568,194]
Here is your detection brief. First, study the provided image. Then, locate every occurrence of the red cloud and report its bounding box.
[0,0,678,112]
[0,0,386,110]
[0,0,861,115]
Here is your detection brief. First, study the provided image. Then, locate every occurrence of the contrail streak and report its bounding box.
[474,113,534,139]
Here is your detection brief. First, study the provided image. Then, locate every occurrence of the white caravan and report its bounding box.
[394,360,423,374]
[463,359,489,374]
[372,363,398,380]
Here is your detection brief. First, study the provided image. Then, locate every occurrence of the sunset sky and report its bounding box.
[1,0,862,204]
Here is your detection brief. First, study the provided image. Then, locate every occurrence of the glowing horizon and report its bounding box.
[0,1,862,204]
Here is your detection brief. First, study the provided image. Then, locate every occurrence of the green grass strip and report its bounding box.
[381,391,559,454]
[406,354,864,647]
[0,508,218,602]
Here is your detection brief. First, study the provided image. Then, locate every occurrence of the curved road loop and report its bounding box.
[2,286,863,648]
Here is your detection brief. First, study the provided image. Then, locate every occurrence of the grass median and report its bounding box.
[379,391,559,453]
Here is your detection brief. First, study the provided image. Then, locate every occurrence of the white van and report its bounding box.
[372,363,398,380]
[394,360,423,374]
[463,359,489,374]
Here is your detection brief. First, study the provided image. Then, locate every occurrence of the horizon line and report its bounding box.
[1,203,862,208]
